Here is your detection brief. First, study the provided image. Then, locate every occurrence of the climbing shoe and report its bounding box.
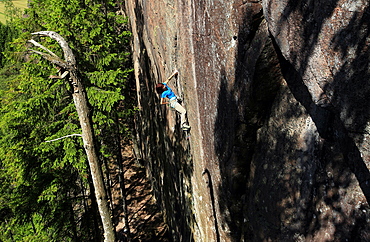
[181,124,191,131]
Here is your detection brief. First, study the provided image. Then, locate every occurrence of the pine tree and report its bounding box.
[0,0,133,240]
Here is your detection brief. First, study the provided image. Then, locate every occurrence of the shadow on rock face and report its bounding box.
[213,0,370,241]
[213,9,282,240]
[129,1,196,240]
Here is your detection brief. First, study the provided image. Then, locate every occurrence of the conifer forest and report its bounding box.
[0,1,152,241]
[2,0,370,241]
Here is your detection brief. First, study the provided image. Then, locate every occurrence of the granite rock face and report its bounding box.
[124,0,370,241]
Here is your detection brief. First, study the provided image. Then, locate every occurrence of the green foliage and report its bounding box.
[0,214,53,242]
[0,55,88,241]
[0,13,20,93]
[0,0,134,240]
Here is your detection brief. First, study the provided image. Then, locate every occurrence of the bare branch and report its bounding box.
[28,48,69,69]
[31,31,76,65]
[28,39,59,58]
[44,134,82,143]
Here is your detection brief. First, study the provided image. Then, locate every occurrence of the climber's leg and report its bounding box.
[171,100,190,129]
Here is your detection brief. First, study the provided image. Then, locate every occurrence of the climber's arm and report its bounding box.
[160,98,169,105]
[164,70,178,84]
[163,76,172,84]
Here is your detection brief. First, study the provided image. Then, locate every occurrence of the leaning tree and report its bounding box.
[28,31,116,242]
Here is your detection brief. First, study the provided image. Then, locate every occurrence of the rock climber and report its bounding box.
[156,70,191,131]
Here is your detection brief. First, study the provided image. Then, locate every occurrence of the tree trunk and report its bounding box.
[29,31,116,242]
[68,192,79,242]
[71,71,115,242]
[114,114,131,239]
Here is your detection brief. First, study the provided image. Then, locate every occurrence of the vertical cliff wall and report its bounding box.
[124,0,370,241]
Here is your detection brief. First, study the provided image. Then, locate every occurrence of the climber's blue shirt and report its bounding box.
[161,83,176,100]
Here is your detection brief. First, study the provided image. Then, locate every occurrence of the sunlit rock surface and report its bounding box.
[124,0,370,240]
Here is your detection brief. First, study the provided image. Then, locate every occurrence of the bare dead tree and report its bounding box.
[28,31,116,242]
